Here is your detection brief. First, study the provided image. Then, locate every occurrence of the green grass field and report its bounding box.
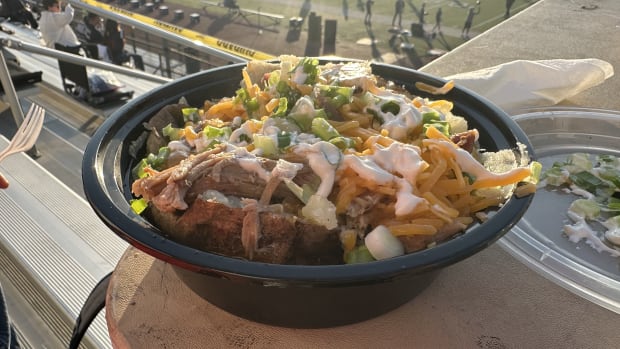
[161,0,538,63]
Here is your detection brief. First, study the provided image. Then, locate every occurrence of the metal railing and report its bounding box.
[1,37,172,84]
[0,0,262,137]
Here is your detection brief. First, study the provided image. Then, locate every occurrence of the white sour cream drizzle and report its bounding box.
[224,147,304,186]
[394,179,425,216]
[427,139,525,184]
[564,213,620,257]
[167,140,191,159]
[231,147,270,182]
[367,91,423,142]
[342,142,428,216]
[229,120,255,144]
[293,142,340,197]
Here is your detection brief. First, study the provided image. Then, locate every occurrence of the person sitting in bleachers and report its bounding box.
[0,0,38,29]
[39,0,80,49]
[74,12,109,61]
[103,19,127,65]
[102,19,144,70]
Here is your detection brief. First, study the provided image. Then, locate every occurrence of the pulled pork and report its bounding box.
[133,144,341,264]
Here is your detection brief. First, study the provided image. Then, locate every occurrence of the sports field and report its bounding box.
[154,0,539,67]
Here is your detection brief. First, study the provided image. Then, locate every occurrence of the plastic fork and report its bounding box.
[0,103,45,163]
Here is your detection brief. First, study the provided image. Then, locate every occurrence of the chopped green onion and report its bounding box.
[568,199,600,220]
[569,171,604,194]
[314,108,328,120]
[311,117,340,141]
[272,97,288,117]
[182,107,200,123]
[597,154,620,167]
[130,198,149,215]
[607,197,620,212]
[162,123,183,141]
[246,98,259,112]
[204,125,231,139]
[344,245,376,264]
[318,85,354,109]
[566,153,593,173]
[298,57,320,84]
[463,172,476,185]
[288,113,313,132]
[277,131,291,148]
[329,136,355,150]
[422,111,441,123]
[150,147,170,170]
[367,108,384,129]
[132,158,149,179]
[283,179,314,204]
[301,194,338,229]
[598,167,620,188]
[423,121,450,137]
[364,225,405,260]
[542,166,567,186]
[381,100,400,115]
[253,134,278,156]
[528,161,543,185]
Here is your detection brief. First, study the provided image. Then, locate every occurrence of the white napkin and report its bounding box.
[444,59,614,112]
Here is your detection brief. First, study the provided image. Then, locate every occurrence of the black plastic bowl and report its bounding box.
[82,59,535,328]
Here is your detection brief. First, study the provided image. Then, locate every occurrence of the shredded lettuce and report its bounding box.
[543,153,620,253]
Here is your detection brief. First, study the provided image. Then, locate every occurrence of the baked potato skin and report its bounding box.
[148,199,343,265]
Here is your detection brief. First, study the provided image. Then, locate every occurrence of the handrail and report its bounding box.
[0,38,172,84]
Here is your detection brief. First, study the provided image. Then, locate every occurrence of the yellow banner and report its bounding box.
[75,0,275,61]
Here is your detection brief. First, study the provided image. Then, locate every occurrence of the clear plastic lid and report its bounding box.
[498,107,620,314]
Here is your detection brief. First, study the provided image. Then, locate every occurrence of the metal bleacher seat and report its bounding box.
[54,43,90,95]
[0,132,127,348]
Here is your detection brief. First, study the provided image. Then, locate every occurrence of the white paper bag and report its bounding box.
[445,59,614,111]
